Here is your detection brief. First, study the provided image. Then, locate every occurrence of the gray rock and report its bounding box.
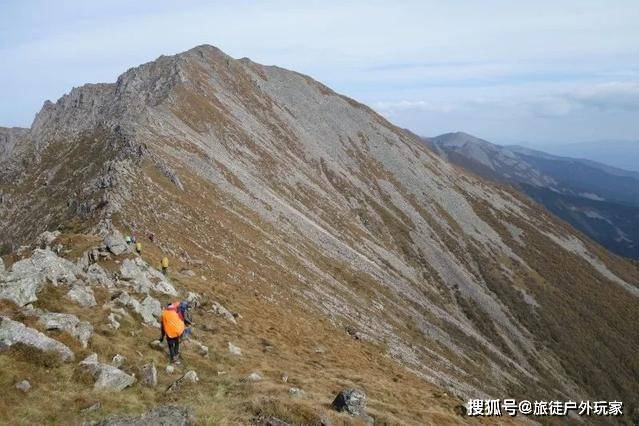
[166,370,198,393]
[228,342,241,356]
[107,313,121,330]
[0,248,78,306]
[120,258,177,296]
[246,372,262,381]
[104,229,128,256]
[0,316,74,361]
[80,353,136,391]
[153,279,177,296]
[116,292,159,327]
[288,387,305,397]
[140,363,157,387]
[189,339,208,357]
[16,379,31,392]
[75,321,93,348]
[331,388,367,417]
[93,405,193,426]
[138,295,161,326]
[111,354,126,368]
[86,263,113,287]
[66,284,97,307]
[0,258,5,275]
[210,301,237,324]
[37,311,93,348]
[185,291,200,308]
[36,230,61,247]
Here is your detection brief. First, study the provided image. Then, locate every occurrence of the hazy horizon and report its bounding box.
[2,1,638,147]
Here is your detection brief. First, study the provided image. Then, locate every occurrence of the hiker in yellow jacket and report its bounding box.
[161,256,169,275]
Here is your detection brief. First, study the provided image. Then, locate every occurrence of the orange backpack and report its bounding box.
[161,305,185,338]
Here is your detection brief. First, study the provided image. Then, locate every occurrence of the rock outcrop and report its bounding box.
[0,316,74,361]
[79,353,136,391]
[35,311,93,348]
[0,248,78,306]
[331,388,367,417]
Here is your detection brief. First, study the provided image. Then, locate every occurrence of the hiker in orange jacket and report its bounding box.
[160,301,186,364]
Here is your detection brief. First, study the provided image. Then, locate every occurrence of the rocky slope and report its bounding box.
[425,132,639,259]
[1,45,639,424]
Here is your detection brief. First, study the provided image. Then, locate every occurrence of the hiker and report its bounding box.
[131,234,137,244]
[161,256,169,275]
[135,241,142,254]
[148,232,155,243]
[125,235,132,244]
[160,301,185,364]
[177,301,194,339]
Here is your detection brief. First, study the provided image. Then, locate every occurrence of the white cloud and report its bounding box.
[568,82,639,111]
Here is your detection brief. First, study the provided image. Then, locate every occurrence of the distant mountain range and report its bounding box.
[521,140,639,173]
[424,132,639,259]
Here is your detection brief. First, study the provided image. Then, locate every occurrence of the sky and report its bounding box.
[1,0,638,145]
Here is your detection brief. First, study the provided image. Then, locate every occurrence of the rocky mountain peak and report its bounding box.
[2,46,639,423]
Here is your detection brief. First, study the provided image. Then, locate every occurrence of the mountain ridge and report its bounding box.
[2,45,639,423]
[425,132,639,259]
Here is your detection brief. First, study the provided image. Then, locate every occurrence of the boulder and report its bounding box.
[0,316,74,361]
[120,259,153,293]
[210,301,237,324]
[86,263,113,287]
[331,388,367,417]
[37,312,93,348]
[120,258,177,296]
[0,248,78,306]
[153,279,178,296]
[66,284,97,307]
[138,296,161,326]
[116,292,160,327]
[228,342,241,356]
[15,379,31,393]
[0,257,5,275]
[93,405,193,426]
[104,229,128,255]
[166,370,198,393]
[80,353,136,391]
[140,363,158,387]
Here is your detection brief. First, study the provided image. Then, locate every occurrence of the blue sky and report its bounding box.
[1,0,638,145]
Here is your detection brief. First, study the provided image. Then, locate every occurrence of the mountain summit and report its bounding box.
[1,45,639,423]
